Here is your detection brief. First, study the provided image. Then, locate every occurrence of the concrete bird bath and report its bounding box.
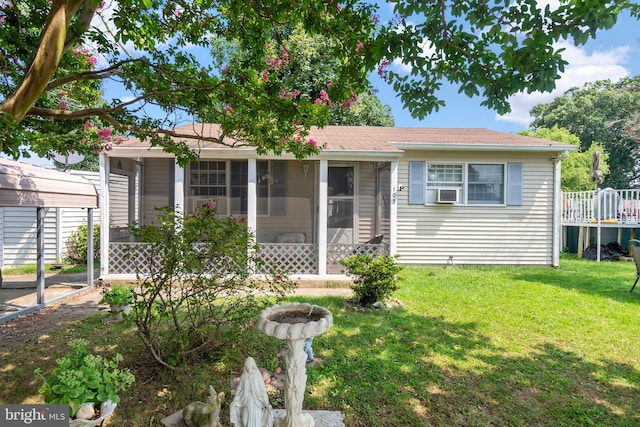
[257,303,333,427]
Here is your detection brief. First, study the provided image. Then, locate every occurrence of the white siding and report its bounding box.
[396,151,554,266]
[2,207,58,266]
[357,163,377,242]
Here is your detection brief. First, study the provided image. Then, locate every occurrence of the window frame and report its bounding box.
[409,161,522,207]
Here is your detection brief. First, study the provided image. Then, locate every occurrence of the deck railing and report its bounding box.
[562,189,640,225]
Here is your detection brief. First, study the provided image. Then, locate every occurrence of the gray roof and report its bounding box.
[112,124,574,158]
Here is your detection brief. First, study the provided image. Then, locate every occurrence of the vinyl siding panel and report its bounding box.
[109,173,130,227]
[397,151,554,265]
[357,163,376,242]
[2,207,59,266]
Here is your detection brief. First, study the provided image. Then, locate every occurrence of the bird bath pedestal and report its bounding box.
[257,303,333,427]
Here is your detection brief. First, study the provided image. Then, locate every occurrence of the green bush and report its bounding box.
[340,254,403,306]
[65,224,100,263]
[126,205,296,368]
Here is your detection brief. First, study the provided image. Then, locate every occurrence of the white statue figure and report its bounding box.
[230,356,274,427]
[182,385,225,427]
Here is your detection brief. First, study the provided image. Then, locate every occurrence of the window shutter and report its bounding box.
[507,163,523,205]
[409,161,425,204]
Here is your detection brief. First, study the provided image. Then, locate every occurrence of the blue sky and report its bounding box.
[12,5,640,167]
[375,10,640,134]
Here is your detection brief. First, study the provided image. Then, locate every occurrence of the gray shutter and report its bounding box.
[507,163,523,205]
[409,161,425,205]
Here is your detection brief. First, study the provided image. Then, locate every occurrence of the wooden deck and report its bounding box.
[561,189,639,258]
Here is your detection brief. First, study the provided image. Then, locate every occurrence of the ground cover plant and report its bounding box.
[0,255,638,426]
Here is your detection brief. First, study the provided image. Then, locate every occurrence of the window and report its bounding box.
[467,164,504,205]
[188,161,244,215]
[408,161,523,206]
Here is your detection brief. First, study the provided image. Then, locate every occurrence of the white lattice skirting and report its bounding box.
[109,242,388,276]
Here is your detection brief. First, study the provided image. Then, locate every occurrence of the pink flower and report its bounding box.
[327,81,333,90]
[57,91,66,98]
[72,47,82,57]
[336,4,342,11]
[308,139,317,147]
[314,98,323,104]
[356,42,364,52]
[0,17,5,24]
[87,56,97,66]
[260,71,269,82]
[319,90,330,102]
[84,121,94,130]
[59,101,68,110]
[279,88,287,99]
[97,128,112,140]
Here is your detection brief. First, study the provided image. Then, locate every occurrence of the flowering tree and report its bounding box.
[0,0,637,164]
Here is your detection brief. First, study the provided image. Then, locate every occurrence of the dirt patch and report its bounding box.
[0,287,103,353]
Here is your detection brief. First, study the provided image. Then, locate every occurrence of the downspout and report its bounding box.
[552,151,569,267]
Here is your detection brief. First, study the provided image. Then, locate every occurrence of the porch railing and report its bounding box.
[562,189,640,225]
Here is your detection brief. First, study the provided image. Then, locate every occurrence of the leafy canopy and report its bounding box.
[0,0,638,164]
[529,76,640,188]
[520,126,609,192]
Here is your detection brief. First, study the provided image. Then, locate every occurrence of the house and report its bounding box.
[99,125,574,279]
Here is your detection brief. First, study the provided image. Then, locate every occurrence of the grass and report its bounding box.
[1,262,96,275]
[1,255,638,426]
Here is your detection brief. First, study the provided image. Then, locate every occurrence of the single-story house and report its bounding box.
[99,125,574,279]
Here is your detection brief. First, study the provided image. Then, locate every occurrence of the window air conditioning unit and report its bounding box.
[435,188,459,204]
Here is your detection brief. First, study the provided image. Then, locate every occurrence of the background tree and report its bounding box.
[1,0,638,164]
[272,25,394,126]
[529,76,640,188]
[520,126,609,191]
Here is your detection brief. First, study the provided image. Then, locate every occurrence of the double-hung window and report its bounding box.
[188,160,287,216]
[188,160,246,215]
[409,161,522,206]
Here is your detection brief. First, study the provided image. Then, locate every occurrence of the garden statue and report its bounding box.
[230,356,274,427]
[182,386,224,427]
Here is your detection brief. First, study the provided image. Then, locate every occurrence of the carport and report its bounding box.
[0,158,98,321]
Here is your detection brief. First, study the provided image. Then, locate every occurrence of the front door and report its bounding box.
[327,166,355,244]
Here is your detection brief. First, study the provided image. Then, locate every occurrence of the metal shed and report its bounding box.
[0,158,98,321]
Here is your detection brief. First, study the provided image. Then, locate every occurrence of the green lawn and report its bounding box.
[1,256,638,426]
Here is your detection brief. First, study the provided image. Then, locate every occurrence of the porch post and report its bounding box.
[36,207,45,305]
[174,162,184,216]
[99,154,110,278]
[390,161,398,256]
[318,160,328,275]
[247,159,257,233]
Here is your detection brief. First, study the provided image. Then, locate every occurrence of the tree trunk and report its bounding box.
[0,0,86,123]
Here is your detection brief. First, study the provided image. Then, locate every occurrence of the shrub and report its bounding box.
[340,254,403,306]
[65,224,100,263]
[126,205,296,369]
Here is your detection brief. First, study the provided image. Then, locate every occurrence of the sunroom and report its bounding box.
[99,127,402,279]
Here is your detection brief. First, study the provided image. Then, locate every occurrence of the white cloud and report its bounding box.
[497,41,630,126]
